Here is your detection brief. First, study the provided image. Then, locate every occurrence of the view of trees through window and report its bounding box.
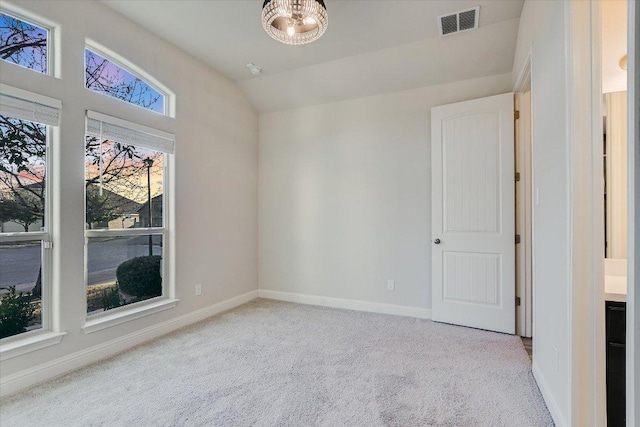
[85,140,164,314]
[0,12,48,74]
[0,117,46,232]
[85,140,163,231]
[82,46,167,315]
[85,49,165,114]
[83,47,167,313]
[0,11,49,338]
[0,10,169,338]
[0,117,46,338]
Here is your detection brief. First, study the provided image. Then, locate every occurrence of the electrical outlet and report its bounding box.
[387,280,395,291]
[195,284,202,296]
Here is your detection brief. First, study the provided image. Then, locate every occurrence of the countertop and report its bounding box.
[605,275,627,303]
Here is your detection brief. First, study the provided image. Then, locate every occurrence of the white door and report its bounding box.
[431,93,515,334]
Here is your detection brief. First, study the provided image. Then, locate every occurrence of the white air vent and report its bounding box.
[437,6,480,37]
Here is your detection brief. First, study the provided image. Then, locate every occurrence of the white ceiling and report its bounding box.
[103,0,524,112]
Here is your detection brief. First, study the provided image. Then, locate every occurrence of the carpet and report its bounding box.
[0,299,553,426]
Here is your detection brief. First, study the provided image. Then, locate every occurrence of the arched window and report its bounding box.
[84,43,168,115]
[84,111,174,318]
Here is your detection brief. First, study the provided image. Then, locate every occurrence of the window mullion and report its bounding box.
[84,228,165,239]
[0,232,48,243]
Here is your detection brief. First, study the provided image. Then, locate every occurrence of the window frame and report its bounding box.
[82,111,175,327]
[0,6,56,77]
[84,40,171,116]
[0,15,178,357]
[0,85,59,345]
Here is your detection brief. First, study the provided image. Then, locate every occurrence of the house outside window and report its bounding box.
[1,8,176,357]
[84,111,174,316]
[0,87,60,340]
[0,10,57,341]
[81,43,174,319]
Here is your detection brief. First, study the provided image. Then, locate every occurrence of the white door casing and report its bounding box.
[431,92,515,334]
[515,89,533,338]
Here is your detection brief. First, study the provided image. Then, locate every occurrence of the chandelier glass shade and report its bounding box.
[262,0,328,45]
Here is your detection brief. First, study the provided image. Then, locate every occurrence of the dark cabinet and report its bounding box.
[606,300,626,427]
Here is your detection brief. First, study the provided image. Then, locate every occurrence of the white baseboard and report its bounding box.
[258,289,431,319]
[532,362,567,427]
[1,290,259,397]
[2,289,429,397]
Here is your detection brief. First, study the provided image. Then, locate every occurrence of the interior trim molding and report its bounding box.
[0,290,259,397]
[627,0,639,423]
[533,362,567,427]
[0,331,67,362]
[83,298,180,334]
[565,0,606,424]
[514,48,532,93]
[258,289,432,319]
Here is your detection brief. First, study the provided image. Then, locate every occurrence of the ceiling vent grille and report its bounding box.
[437,6,480,37]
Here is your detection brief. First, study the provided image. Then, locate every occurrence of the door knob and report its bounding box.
[434,239,441,244]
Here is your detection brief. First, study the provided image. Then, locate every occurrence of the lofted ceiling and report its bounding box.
[103,0,524,112]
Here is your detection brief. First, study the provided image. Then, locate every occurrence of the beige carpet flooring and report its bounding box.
[0,299,553,426]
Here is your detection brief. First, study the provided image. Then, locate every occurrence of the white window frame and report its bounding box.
[84,40,174,117]
[0,5,58,77]
[82,111,176,333]
[0,85,65,359]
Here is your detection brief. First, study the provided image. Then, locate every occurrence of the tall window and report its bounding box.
[85,48,165,114]
[0,88,60,339]
[0,12,49,74]
[0,10,176,350]
[84,112,174,315]
[82,43,173,317]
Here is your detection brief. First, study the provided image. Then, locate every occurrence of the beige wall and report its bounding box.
[606,91,628,259]
[513,1,572,424]
[259,74,512,310]
[0,0,258,380]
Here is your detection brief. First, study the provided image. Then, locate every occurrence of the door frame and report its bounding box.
[514,54,534,338]
[627,0,639,423]
[566,0,606,425]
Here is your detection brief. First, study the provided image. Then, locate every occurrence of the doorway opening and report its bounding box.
[601,1,629,425]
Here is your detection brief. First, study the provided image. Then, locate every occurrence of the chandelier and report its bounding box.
[262,0,328,45]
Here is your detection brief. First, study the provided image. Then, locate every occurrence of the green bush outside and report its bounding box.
[101,286,124,311]
[0,287,36,339]
[116,255,162,298]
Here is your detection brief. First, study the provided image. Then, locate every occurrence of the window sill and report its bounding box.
[0,331,67,362]
[83,298,179,334]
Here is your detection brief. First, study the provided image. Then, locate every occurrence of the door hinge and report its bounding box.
[515,172,521,182]
[515,234,521,244]
[516,296,521,307]
[514,110,520,120]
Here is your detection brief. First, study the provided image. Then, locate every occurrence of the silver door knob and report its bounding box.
[434,239,441,244]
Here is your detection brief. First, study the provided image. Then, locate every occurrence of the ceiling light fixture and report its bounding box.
[262,0,328,45]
